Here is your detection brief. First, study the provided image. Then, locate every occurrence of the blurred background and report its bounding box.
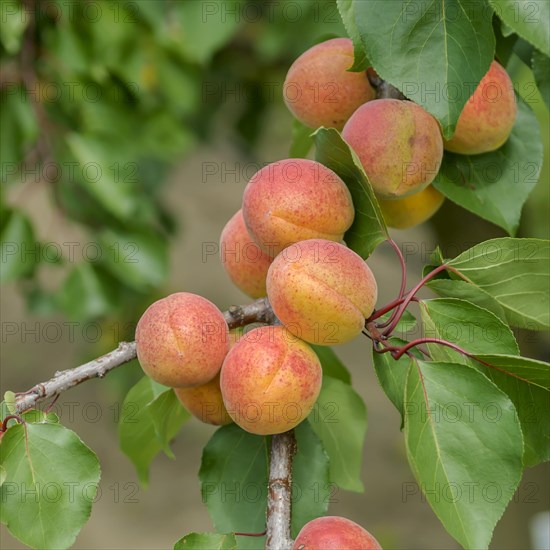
[1,1,549,549]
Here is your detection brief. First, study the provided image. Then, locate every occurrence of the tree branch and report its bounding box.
[14,297,276,414]
[266,430,296,550]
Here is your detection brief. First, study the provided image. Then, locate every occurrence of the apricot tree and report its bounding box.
[1,2,549,550]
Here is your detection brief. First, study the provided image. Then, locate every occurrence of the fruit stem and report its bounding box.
[375,239,407,329]
[1,415,23,432]
[382,264,460,337]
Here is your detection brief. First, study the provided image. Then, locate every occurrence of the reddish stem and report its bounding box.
[382,264,457,337]
[376,239,407,329]
[234,530,267,537]
[1,415,23,432]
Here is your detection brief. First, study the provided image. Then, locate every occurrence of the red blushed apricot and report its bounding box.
[136,292,229,388]
[220,326,322,435]
[267,239,377,345]
[342,99,444,199]
[378,185,445,229]
[242,159,354,257]
[444,61,517,155]
[219,209,273,298]
[174,374,232,426]
[293,516,382,550]
[284,37,376,130]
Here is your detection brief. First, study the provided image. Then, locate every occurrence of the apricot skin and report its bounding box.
[220,209,273,298]
[242,159,354,257]
[445,61,517,155]
[293,516,382,550]
[266,239,377,345]
[342,99,444,199]
[378,185,445,229]
[174,374,232,426]
[135,292,229,388]
[283,37,376,130]
[220,326,322,435]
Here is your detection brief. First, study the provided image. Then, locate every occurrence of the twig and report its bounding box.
[266,431,296,550]
[13,298,276,414]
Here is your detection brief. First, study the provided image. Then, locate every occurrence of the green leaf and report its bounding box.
[0,421,101,549]
[426,279,507,323]
[119,377,190,486]
[336,0,370,71]
[434,100,543,235]
[419,298,520,356]
[174,533,237,550]
[532,50,550,108]
[372,338,416,422]
[314,127,387,259]
[65,133,138,221]
[199,424,268,548]
[0,209,37,282]
[346,0,495,137]
[291,422,330,539]
[98,228,168,291]
[0,1,28,54]
[308,376,366,492]
[444,238,550,330]
[289,119,313,158]
[404,360,523,549]
[471,354,550,466]
[489,0,550,56]
[311,346,351,384]
[146,390,190,459]
[57,263,118,320]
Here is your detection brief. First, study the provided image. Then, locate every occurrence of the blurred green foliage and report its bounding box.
[0,0,344,327]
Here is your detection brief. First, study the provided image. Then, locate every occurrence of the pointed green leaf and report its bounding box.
[291,421,331,538]
[308,376,366,492]
[344,0,495,136]
[119,377,190,486]
[314,127,387,259]
[405,360,523,549]
[445,238,550,330]
[199,424,268,549]
[434,100,543,235]
[489,0,550,56]
[1,420,101,549]
[174,533,237,550]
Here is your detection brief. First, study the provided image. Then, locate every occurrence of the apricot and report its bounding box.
[174,374,232,426]
[444,61,517,155]
[293,516,382,550]
[220,325,322,435]
[342,99,444,198]
[242,159,354,257]
[135,292,229,388]
[378,185,445,229]
[283,37,376,130]
[219,209,273,298]
[266,239,377,345]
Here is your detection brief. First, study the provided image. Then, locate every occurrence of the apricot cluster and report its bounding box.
[284,39,516,229]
